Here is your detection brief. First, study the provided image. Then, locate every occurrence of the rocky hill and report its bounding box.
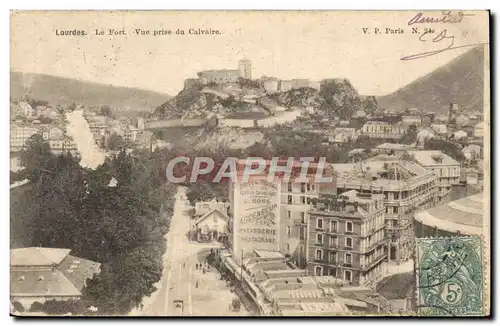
[377,45,485,113]
[10,71,171,112]
[154,77,373,121]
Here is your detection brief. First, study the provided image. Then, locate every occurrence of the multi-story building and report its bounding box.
[360,121,407,140]
[402,115,423,127]
[333,161,438,263]
[474,122,484,138]
[408,150,460,203]
[238,59,252,79]
[10,125,39,152]
[48,135,79,156]
[306,190,387,287]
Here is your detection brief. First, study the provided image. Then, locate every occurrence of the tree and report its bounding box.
[100,105,112,117]
[400,124,418,145]
[19,134,56,181]
[14,144,175,314]
[106,132,126,150]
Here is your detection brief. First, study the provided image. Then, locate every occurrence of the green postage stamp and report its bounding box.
[415,236,484,316]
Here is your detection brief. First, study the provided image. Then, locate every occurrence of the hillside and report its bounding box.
[154,77,372,120]
[10,71,171,112]
[376,45,485,113]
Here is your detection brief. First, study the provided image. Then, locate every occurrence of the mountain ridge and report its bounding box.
[10,71,171,112]
[376,46,485,113]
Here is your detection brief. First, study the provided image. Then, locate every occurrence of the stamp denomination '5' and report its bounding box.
[416,237,484,316]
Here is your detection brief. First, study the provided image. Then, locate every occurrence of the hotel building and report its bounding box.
[306,190,387,287]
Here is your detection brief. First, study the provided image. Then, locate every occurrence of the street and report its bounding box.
[130,186,248,316]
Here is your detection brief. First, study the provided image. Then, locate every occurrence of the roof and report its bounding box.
[195,209,228,225]
[10,248,71,267]
[254,250,285,259]
[364,120,390,125]
[376,143,412,151]
[409,150,459,166]
[10,252,101,297]
[415,192,484,235]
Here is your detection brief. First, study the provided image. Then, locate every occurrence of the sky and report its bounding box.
[10,11,489,96]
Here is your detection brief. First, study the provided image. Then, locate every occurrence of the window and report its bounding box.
[299,227,305,240]
[330,221,338,232]
[301,183,306,193]
[287,211,291,219]
[329,236,337,247]
[300,212,305,224]
[301,196,306,204]
[345,270,352,282]
[286,226,291,236]
[394,206,399,214]
[286,244,290,251]
[315,249,323,260]
[287,183,292,192]
[329,268,337,277]
[307,183,311,191]
[346,221,353,233]
[288,195,292,204]
[345,237,353,248]
[317,218,323,229]
[316,233,323,244]
[315,266,323,276]
[328,251,336,264]
[345,253,352,263]
[394,192,399,200]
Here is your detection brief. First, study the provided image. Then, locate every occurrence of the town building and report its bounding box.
[41,126,64,141]
[360,121,407,140]
[216,249,383,316]
[292,79,311,89]
[333,161,439,263]
[329,128,357,143]
[306,190,387,287]
[374,143,413,155]
[10,125,40,152]
[415,192,484,237]
[122,125,141,142]
[193,209,229,242]
[10,102,23,119]
[238,59,252,79]
[416,128,436,147]
[10,247,100,311]
[18,101,35,117]
[48,135,79,156]
[455,114,470,127]
[279,80,293,92]
[452,130,468,140]
[430,123,447,136]
[462,144,482,161]
[408,150,460,203]
[352,110,367,119]
[401,116,422,127]
[474,122,484,138]
[194,198,229,216]
[262,77,280,94]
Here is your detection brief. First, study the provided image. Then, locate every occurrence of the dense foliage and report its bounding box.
[15,135,177,314]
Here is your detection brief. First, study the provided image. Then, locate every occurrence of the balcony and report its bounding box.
[343,262,353,267]
[360,253,387,271]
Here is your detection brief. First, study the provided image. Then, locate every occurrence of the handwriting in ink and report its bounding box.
[401,28,487,61]
[408,11,475,26]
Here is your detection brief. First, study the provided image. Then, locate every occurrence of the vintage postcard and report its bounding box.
[9,11,490,317]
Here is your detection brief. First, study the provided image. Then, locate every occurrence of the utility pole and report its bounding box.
[240,249,244,284]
